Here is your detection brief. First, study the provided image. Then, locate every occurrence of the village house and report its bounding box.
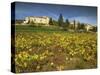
[84,24,95,32]
[69,20,95,32]
[23,16,50,26]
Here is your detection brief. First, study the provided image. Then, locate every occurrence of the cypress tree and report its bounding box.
[58,14,64,27]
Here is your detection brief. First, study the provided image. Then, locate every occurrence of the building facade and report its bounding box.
[23,16,50,25]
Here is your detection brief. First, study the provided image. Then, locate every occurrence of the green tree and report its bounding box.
[73,20,76,30]
[80,23,85,30]
[58,14,64,27]
[77,22,80,30]
[52,20,58,26]
[92,26,97,32]
[49,18,53,25]
[65,19,70,28]
[63,19,70,30]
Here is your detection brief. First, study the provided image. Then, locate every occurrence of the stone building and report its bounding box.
[23,16,50,25]
[69,20,95,32]
[70,20,79,29]
[84,24,95,32]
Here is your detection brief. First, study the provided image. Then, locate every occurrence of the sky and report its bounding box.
[14,2,97,25]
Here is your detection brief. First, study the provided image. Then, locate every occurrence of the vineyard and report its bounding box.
[13,26,97,73]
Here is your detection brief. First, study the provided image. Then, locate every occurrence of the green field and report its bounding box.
[15,25,64,32]
[13,25,97,73]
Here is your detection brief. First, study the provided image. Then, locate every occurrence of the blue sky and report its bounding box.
[14,2,97,25]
